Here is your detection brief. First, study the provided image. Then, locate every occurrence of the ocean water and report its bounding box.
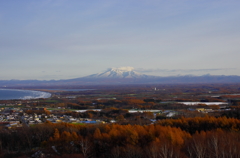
[0,89,51,100]
[47,89,94,91]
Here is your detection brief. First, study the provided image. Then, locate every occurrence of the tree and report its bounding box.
[93,128,102,140]
[79,137,93,158]
[185,131,207,158]
[53,128,60,141]
[111,145,121,158]
[116,115,125,121]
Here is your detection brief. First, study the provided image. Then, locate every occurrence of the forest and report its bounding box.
[1,83,240,157]
[1,116,240,158]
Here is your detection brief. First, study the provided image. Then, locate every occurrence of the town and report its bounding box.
[1,84,239,129]
[1,84,240,157]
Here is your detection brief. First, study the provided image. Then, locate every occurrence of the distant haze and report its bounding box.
[1,1,240,80]
[1,67,240,87]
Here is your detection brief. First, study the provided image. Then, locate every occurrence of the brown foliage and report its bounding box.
[2,116,240,157]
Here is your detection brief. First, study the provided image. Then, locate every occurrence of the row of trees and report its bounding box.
[1,116,240,157]
[157,116,240,134]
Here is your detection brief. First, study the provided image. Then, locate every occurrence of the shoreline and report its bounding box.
[0,89,52,100]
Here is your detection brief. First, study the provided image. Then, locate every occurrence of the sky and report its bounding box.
[1,0,240,80]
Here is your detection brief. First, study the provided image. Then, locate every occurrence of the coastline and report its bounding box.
[0,89,51,100]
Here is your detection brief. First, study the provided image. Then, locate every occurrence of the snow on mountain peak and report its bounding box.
[109,67,135,72]
[86,67,151,79]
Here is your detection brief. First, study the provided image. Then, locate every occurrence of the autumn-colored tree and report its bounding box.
[93,128,102,140]
[116,114,125,121]
[60,131,71,142]
[53,128,60,141]
[157,116,240,134]
[143,112,154,119]
[3,115,240,157]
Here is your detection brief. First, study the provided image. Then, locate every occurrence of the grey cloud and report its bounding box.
[135,68,236,73]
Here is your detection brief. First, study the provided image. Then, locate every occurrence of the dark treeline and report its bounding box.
[157,115,240,134]
[1,116,240,157]
[1,83,240,157]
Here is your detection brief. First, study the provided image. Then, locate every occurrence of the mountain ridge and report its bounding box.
[83,67,154,79]
[1,67,240,87]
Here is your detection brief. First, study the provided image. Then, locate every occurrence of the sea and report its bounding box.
[0,89,51,100]
[47,89,94,91]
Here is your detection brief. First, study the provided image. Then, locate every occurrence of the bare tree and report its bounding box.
[207,133,221,158]
[158,143,175,158]
[79,137,93,158]
[145,142,160,158]
[111,145,121,158]
[186,132,207,158]
[122,145,142,158]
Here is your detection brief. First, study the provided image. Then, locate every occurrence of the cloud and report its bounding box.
[106,66,134,71]
[136,68,237,75]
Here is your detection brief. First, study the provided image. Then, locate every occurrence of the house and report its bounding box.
[196,108,206,112]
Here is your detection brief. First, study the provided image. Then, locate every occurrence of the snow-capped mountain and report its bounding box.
[2,67,240,87]
[85,67,151,79]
